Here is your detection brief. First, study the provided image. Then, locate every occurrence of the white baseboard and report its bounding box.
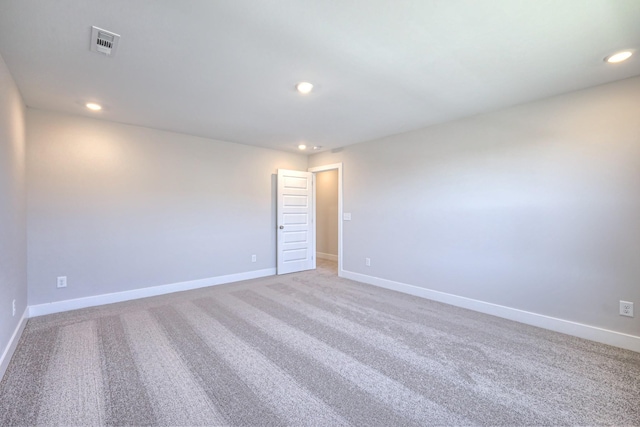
[342,270,640,353]
[29,268,276,318]
[0,308,28,381]
[317,252,338,262]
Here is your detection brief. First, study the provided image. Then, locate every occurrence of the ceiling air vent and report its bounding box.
[90,26,120,56]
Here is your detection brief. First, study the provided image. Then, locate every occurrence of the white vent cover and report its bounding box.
[90,26,120,56]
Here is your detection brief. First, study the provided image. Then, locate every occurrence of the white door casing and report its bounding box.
[277,169,314,275]
[308,163,343,277]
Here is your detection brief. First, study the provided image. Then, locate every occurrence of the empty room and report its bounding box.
[1,0,640,425]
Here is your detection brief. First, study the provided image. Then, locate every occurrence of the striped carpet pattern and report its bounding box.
[1,260,639,426]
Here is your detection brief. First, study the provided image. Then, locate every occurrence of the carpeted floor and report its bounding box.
[1,260,639,426]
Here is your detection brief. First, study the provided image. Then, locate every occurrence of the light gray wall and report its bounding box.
[316,170,338,256]
[310,76,640,336]
[27,109,307,305]
[0,54,27,354]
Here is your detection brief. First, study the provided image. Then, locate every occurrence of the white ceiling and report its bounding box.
[1,0,639,153]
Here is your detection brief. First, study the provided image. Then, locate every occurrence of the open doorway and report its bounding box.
[315,169,338,275]
[275,164,343,276]
[309,163,343,277]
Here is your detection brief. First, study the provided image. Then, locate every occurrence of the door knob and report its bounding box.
[279,225,284,229]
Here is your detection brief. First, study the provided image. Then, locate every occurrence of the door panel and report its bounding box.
[277,169,314,274]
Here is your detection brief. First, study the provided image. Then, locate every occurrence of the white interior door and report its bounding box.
[277,169,315,275]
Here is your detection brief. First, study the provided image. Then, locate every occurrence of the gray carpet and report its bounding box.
[1,260,639,426]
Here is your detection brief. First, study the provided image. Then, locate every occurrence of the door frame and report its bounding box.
[308,163,344,277]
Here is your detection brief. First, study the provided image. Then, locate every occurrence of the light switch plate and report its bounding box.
[343,213,352,221]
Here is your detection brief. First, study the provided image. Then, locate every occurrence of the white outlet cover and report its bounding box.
[57,276,67,288]
[620,300,634,317]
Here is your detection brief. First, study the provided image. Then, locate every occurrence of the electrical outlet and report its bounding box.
[620,301,634,317]
[251,254,257,262]
[57,276,67,288]
[365,257,371,267]
[12,299,16,317]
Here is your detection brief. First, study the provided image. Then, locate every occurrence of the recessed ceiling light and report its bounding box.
[313,146,322,150]
[604,51,633,63]
[298,144,307,150]
[86,102,102,111]
[296,82,313,94]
